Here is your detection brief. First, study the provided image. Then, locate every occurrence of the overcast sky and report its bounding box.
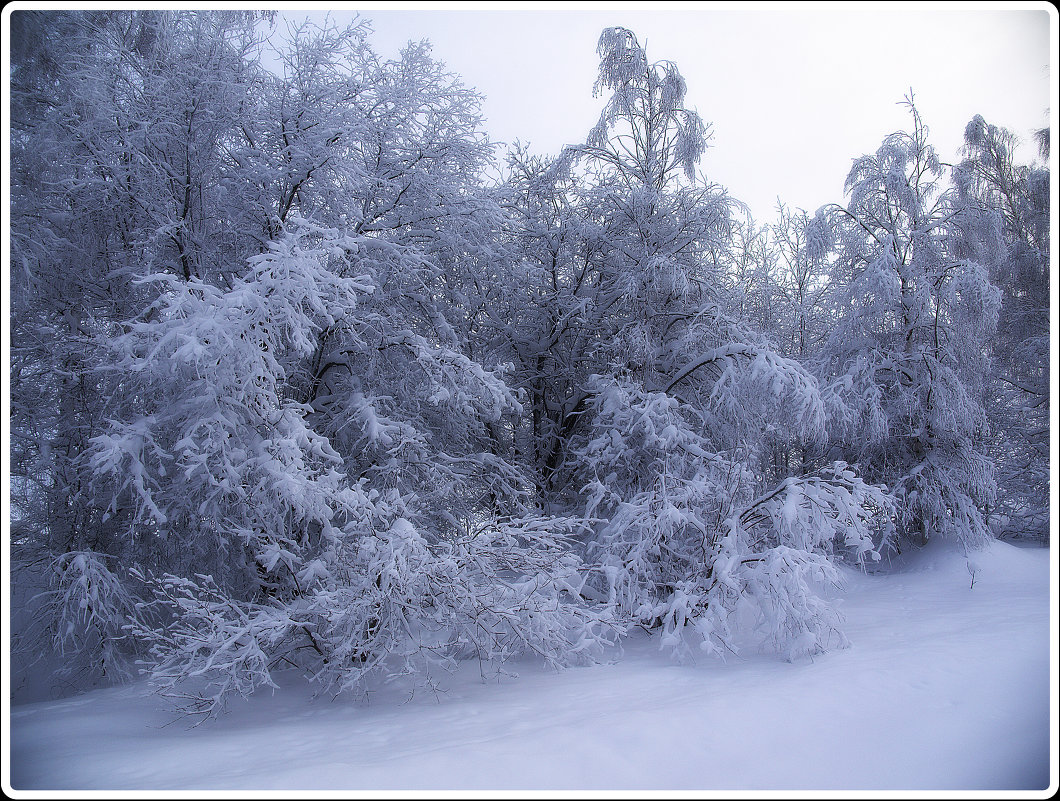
[282,3,1053,223]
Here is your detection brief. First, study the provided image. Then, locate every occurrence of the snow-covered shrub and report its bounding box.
[571,377,891,661]
[129,511,616,720]
[127,571,292,722]
[735,461,893,563]
[26,551,147,688]
[893,440,995,550]
[307,514,616,692]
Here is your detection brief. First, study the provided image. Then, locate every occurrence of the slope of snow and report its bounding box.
[5,539,1054,793]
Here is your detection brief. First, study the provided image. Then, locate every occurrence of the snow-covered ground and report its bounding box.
[5,538,1054,793]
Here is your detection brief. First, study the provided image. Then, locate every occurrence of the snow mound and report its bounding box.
[869,534,1044,576]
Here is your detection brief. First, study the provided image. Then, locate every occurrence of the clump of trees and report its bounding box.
[9,12,1049,718]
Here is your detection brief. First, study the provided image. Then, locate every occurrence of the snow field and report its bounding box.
[6,538,1053,793]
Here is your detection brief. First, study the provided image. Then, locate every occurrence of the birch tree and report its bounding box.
[952,116,1050,540]
[813,97,1001,549]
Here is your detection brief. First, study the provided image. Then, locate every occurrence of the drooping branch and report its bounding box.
[659,343,757,394]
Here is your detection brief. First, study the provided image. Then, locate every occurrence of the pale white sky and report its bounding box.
[269,2,1053,224]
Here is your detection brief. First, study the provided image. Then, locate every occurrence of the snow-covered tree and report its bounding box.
[494,28,892,659]
[83,213,605,718]
[10,12,610,709]
[12,15,1032,714]
[9,11,272,689]
[495,27,740,494]
[766,204,837,361]
[88,221,373,590]
[813,97,1002,550]
[952,116,1050,541]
